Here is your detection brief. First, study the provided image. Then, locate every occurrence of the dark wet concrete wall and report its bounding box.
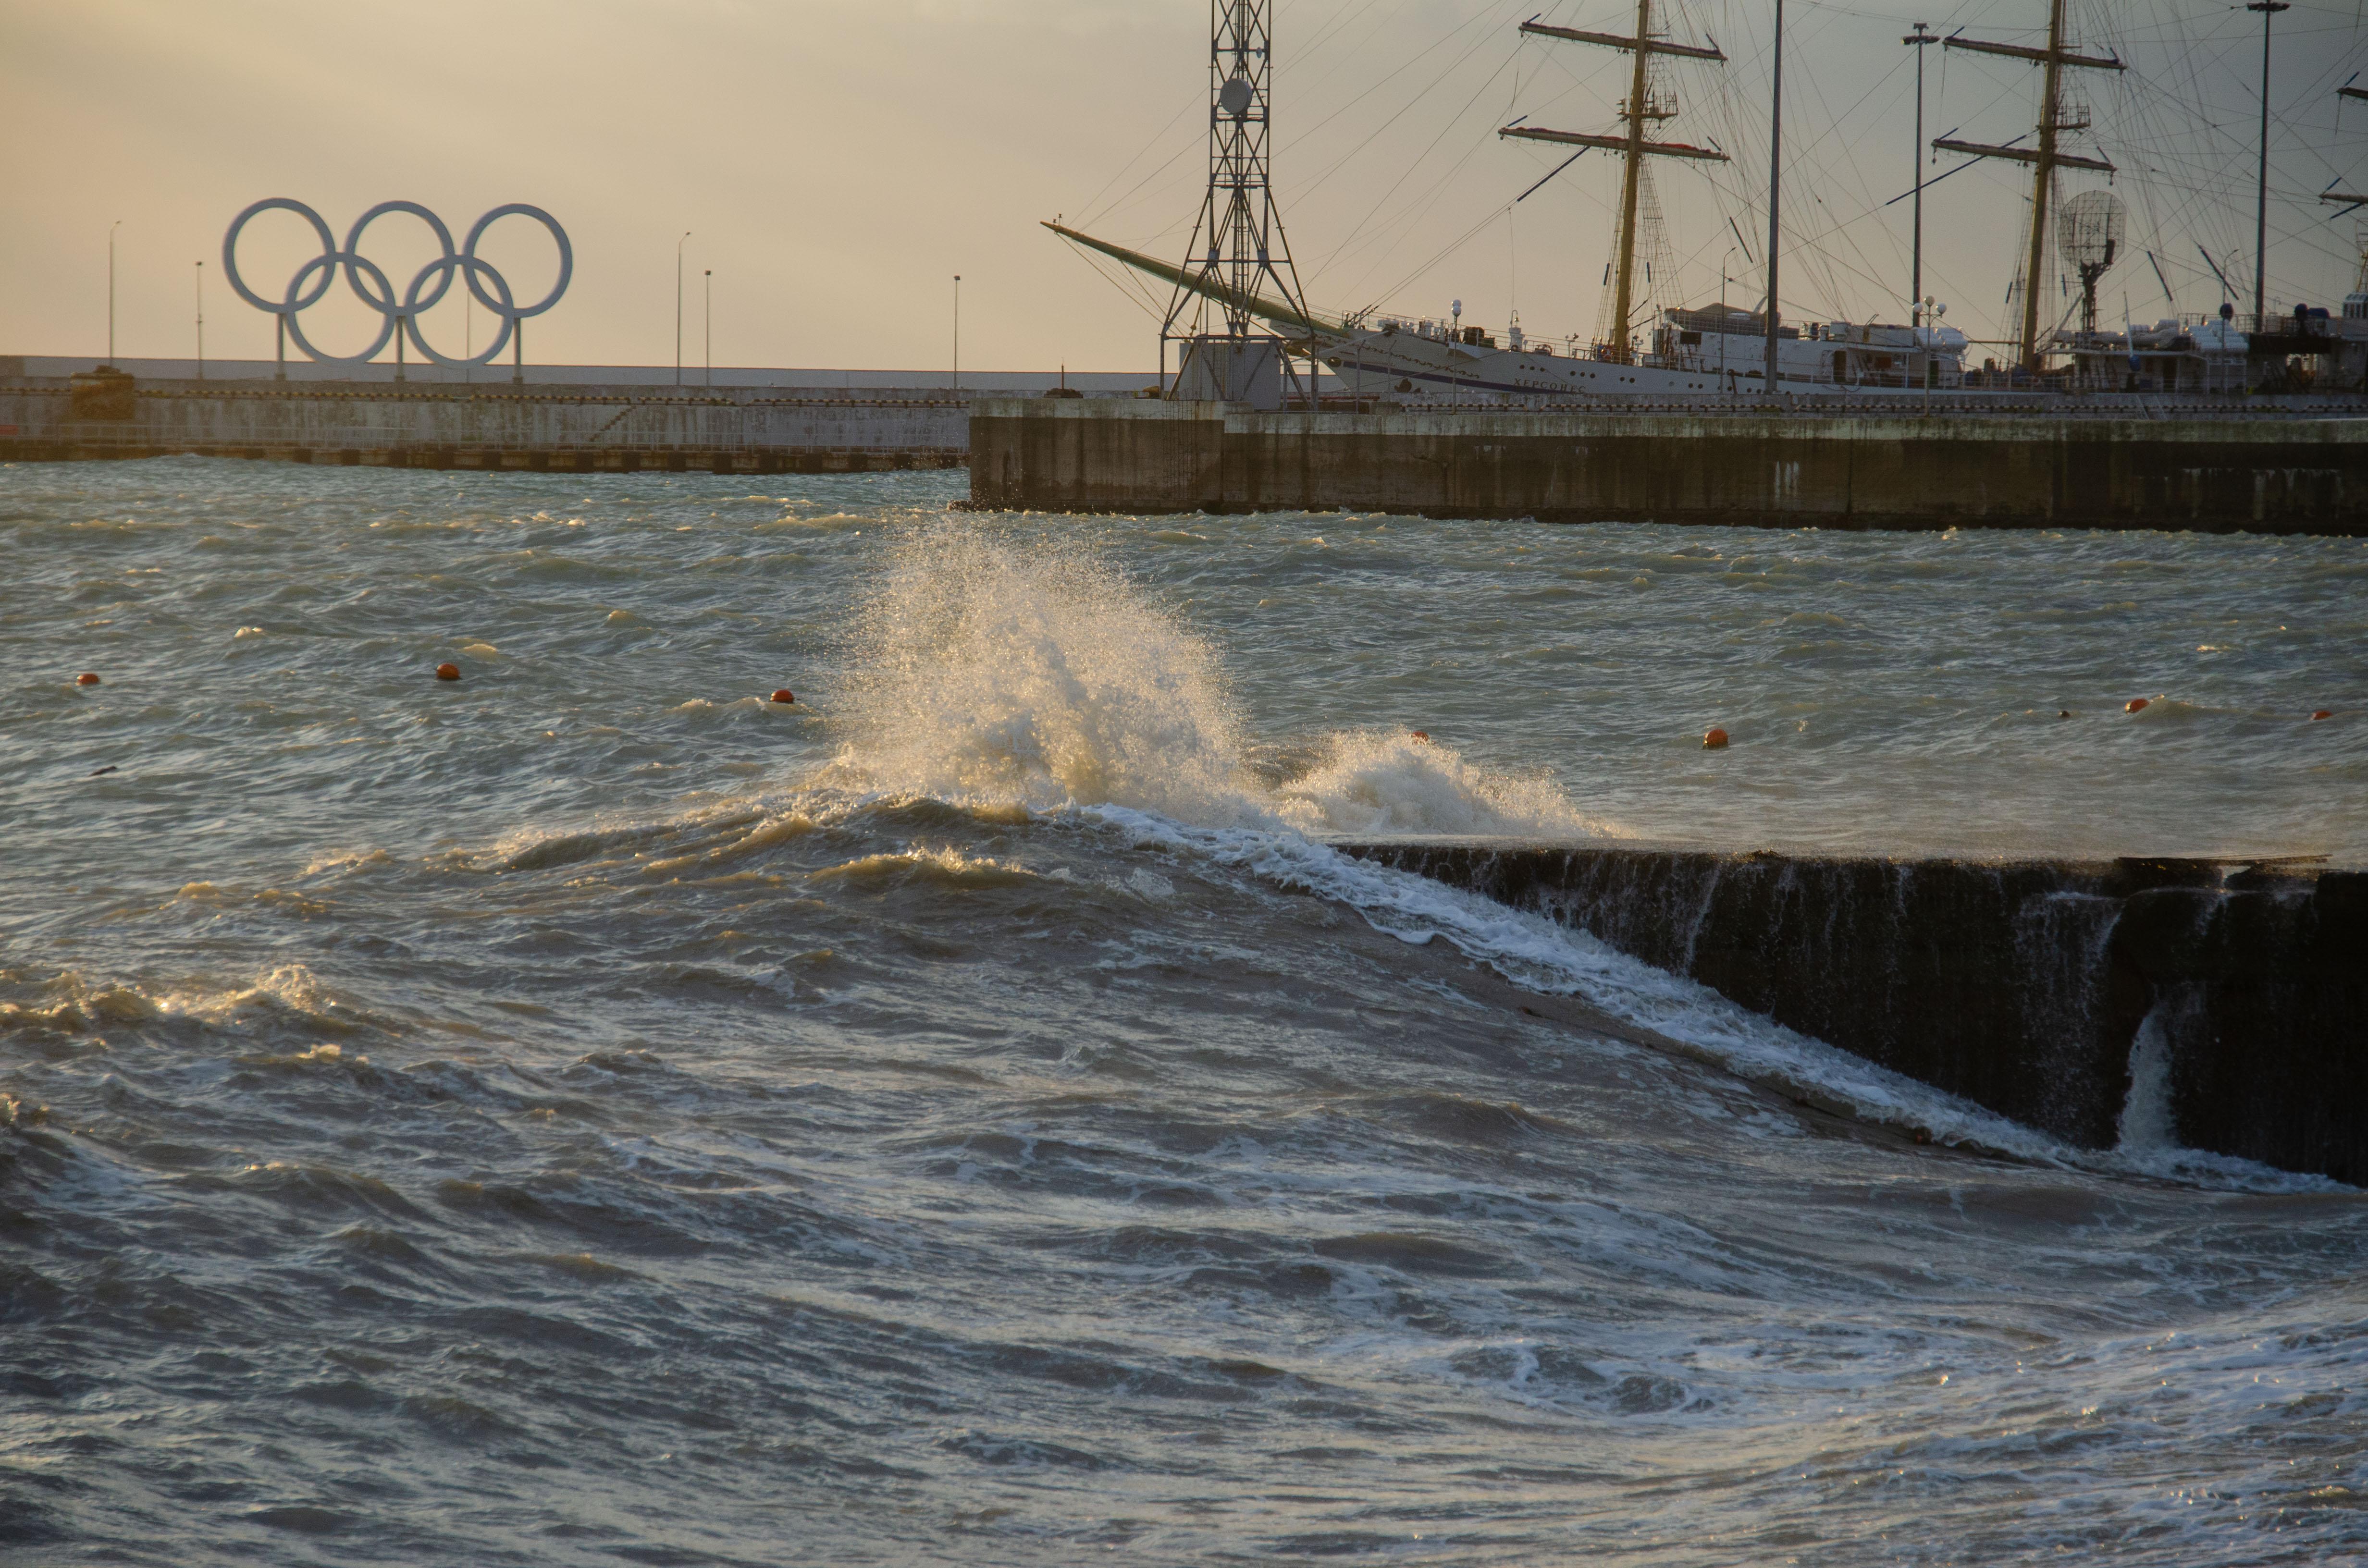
[1339,843,2367,1182]
[969,400,2368,534]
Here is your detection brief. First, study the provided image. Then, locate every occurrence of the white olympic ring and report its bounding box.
[221,198,572,369]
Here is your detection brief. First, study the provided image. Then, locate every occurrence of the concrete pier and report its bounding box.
[1339,841,2365,1182]
[0,374,969,473]
[968,398,2368,533]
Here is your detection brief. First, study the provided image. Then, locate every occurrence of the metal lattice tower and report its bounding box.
[1167,0,1309,343]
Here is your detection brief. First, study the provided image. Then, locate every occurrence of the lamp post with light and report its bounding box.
[1721,245,1739,391]
[1903,22,1936,315]
[2246,1,2288,324]
[675,231,692,385]
[108,220,122,364]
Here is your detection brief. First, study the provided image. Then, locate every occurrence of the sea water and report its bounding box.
[3,461,2365,1564]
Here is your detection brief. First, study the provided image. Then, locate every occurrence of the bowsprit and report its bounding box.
[221,199,572,377]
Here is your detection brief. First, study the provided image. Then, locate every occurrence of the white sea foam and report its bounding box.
[2116,1003,2180,1153]
[1095,807,2059,1150]
[826,523,1261,825]
[1271,728,1602,839]
[826,518,1597,840]
[1103,809,2340,1192]
[814,520,2333,1194]
[2101,989,2337,1189]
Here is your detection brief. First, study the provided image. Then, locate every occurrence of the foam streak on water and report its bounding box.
[4,462,2366,1565]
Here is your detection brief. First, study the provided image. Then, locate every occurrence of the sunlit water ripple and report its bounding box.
[3,459,2364,1565]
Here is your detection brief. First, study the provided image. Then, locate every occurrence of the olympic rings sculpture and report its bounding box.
[221,198,572,369]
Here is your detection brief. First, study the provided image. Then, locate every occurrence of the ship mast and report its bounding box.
[1500,8,1727,364]
[1934,0,2124,371]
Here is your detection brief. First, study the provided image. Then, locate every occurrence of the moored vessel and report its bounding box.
[1052,1,2368,408]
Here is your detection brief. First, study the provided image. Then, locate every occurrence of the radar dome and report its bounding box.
[2057,190,2126,271]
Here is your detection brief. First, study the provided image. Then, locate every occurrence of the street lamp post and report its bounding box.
[704,269,712,388]
[108,220,122,364]
[1763,0,1785,400]
[1451,298,1463,407]
[676,231,692,385]
[1917,296,1944,416]
[195,261,205,380]
[952,275,962,392]
[2246,1,2289,325]
[1721,245,1739,392]
[1903,23,1936,316]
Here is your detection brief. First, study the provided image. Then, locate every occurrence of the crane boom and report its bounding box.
[1044,221,1334,336]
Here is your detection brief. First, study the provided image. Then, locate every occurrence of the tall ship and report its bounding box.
[1052,0,2368,407]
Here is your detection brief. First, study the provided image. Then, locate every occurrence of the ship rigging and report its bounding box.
[1050,1,2368,404]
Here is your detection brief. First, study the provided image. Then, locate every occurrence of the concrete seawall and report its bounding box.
[968,398,2368,533]
[1338,842,2365,1181]
[0,378,968,472]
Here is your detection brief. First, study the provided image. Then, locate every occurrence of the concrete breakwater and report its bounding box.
[1338,841,2365,1182]
[968,398,2368,533]
[0,375,968,472]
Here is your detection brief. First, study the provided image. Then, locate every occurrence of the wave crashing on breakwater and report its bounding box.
[826,520,1601,839]
[7,466,2366,1566]
[794,521,2332,1192]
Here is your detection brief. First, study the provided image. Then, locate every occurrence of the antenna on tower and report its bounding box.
[1164,0,1312,407]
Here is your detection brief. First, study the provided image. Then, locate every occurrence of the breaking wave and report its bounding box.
[796,520,2314,1193]
[825,520,1599,839]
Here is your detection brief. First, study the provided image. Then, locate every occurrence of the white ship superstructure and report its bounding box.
[1045,232,1971,404]
[1306,306,1970,402]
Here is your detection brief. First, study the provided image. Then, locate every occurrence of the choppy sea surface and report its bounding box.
[4,459,2366,1566]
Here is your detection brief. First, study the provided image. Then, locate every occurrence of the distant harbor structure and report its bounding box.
[966,0,2368,534]
[0,357,1146,472]
[0,190,1155,471]
[16,4,2368,480]
[1045,0,2368,404]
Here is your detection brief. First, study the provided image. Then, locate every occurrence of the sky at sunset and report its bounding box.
[7,0,2367,373]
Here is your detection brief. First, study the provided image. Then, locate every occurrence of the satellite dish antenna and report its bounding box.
[1218,71,1253,119]
[2056,190,2126,335]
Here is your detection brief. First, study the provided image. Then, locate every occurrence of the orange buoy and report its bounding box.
[1409,729,1430,742]
[769,689,796,704]
[2312,709,2334,721]
[435,663,461,682]
[75,673,100,686]
[2124,697,2149,713]
[1702,726,1729,749]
